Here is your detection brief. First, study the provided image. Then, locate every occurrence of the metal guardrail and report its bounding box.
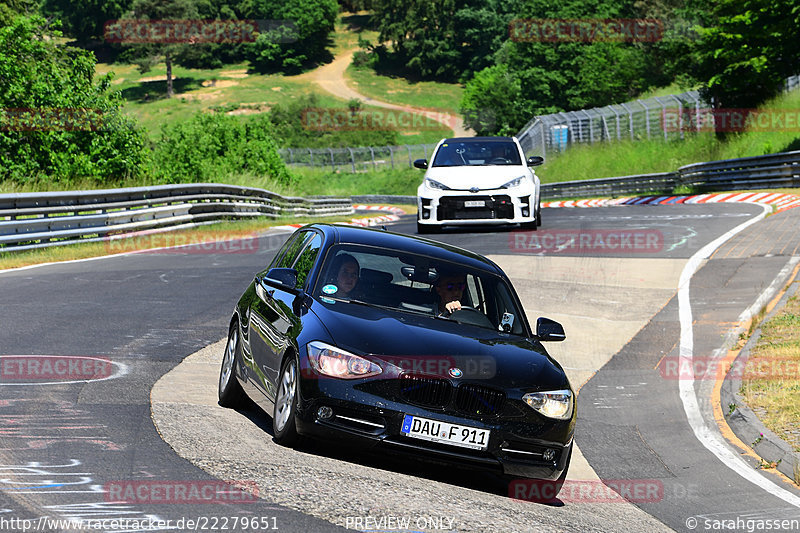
[0,184,353,253]
[540,172,679,199]
[541,151,800,199]
[359,150,800,202]
[2,150,798,254]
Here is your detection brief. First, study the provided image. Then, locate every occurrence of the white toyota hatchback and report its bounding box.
[415,137,543,234]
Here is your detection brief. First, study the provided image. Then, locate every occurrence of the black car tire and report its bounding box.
[536,207,542,227]
[218,323,247,408]
[273,356,300,447]
[520,220,537,231]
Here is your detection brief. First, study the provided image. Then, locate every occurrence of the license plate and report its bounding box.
[401,415,490,450]
[464,200,485,208]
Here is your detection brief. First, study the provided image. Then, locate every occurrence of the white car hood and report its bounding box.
[425,165,532,190]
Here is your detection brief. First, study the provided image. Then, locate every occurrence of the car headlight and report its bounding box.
[425,178,450,190]
[307,341,382,379]
[522,389,573,420]
[500,176,527,189]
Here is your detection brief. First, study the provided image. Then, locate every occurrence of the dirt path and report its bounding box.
[307,49,472,138]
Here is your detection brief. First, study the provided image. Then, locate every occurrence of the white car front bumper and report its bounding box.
[417,189,538,227]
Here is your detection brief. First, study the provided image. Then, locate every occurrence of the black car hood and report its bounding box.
[309,300,568,390]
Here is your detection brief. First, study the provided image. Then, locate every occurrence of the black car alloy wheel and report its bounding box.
[273,356,300,446]
[218,322,247,407]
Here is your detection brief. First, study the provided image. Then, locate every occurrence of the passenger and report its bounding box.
[433,272,467,314]
[329,254,360,298]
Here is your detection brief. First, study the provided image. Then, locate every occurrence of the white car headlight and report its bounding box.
[425,178,450,190]
[522,389,573,420]
[500,176,527,189]
[307,341,382,379]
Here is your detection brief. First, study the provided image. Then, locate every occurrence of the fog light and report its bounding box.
[542,448,556,461]
[522,207,529,217]
[422,210,430,220]
[317,406,333,420]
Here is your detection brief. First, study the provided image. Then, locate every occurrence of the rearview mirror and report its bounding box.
[413,159,428,169]
[536,317,565,341]
[527,156,544,167]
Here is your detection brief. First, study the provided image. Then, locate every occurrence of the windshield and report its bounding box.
[313,244,528,335]
[431,140,522,167]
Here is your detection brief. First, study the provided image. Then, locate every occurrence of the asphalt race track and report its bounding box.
[1,202,799,532]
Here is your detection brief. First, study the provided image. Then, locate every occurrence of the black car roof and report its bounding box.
[308,224,504,275]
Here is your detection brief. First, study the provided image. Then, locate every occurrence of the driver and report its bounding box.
[489,143,507,163]
[434,272,466,314]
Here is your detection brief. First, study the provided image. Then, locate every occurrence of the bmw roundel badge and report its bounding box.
[449,368,463,378]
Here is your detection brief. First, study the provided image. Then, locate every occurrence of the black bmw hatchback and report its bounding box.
[218,223,574,486]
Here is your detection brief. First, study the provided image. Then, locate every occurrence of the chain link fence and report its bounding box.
[518,75,800,158]
[278,145,437,172]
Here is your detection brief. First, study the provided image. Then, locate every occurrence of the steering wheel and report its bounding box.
[445,306,495,328]
[489,157,510,164]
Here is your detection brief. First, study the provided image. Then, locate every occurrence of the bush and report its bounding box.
[266,94,399,148]
[153,112,293,185]
[0,15,150,186]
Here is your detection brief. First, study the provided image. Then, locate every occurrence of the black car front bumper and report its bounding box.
[294,379,574,481]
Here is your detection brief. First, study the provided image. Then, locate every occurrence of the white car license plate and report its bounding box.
[464,200,485,208]
[401,415,490,450]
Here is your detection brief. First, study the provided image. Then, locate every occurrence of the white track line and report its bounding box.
[678,203,800,507]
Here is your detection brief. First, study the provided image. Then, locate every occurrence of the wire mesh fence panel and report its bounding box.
[515,89,716,157]
[278,144,439,173]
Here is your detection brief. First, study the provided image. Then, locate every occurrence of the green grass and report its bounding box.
[94,10,449,145]
[330,12,380,56]
[537,88,800,184]
[99,62,350,140]
[346,64,464,115]
[740,293,800,453]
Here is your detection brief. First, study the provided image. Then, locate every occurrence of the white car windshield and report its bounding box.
[432,141,522,167]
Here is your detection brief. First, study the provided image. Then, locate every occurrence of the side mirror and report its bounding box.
[536,317,565,341]
[527,156,544,167]
[263,267,298,292]
[413,159,428,169]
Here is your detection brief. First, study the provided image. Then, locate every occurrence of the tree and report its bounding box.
[0,15,149,184]
[0,0,38,26]
[40,0,132,42]
[242,0,338,72]
[692,0,800,109]
[119,0,199,98]
[460,0,676,134]
[370,0,511,81]
[460,65,531,136]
